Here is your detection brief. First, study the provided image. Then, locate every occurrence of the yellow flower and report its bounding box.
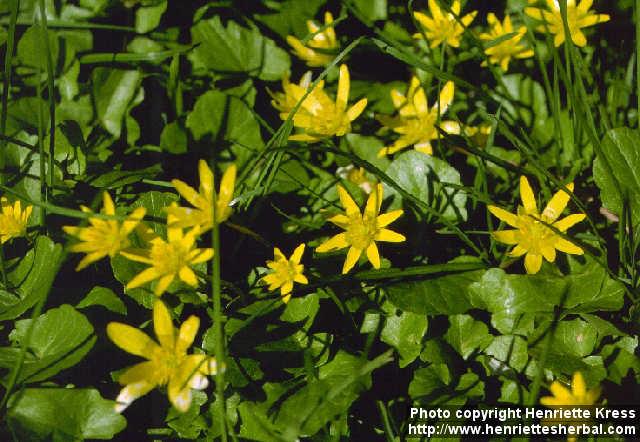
[489,176,586,274]
[287,64,367,142]
[316,184,405,274]
[107,300,219,413]
[337,165,376,194]
[269,71,326,116]
[121,226,213,296]
[0,197,33,244]
[377,77,455,157]
[440,120,493,149]
[479,13,534,71]
[166,160,236,232]
[261,243,308,303]
[413,0,477,48]
[525,0,610,47]
[63,192,146,270]
[540,372,601,406]
[286,12,339,67]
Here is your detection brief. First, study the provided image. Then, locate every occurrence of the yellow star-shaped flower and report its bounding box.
[261,243,308,303]
[63,192,146,270]
[479,13,534,71]
[286,11,339,67]
[269,71,326,117]
[121,226,213,296]
[413,0,477,48]
[0,197,33,244]
[377,77,455,157]
[316,184,405,274]
[107,300,219,413]
[489,176,586,274]
[525,0,610,47]
[166,160,236,232]
[286,64,368,142]
[540,372,601,406]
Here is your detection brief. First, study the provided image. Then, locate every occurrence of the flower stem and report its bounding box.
[210,161,228,441]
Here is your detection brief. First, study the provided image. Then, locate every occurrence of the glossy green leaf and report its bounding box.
[92,68,142,138]
[380,311,427,367]
[593,127,640,226]
[191,16,290,81]
[484,335,528,372]
[5,305,95,383]
[7,388,126,440]
[76,286,127,314]
[385,151,467,221]
[0,236,63,321]
[444,315,492,360]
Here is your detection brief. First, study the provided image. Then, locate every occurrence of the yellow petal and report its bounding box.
[553,213,586,232]
[543,183,574,221]
[436,81,455,115]
[316,233,349,252]
[488,205,519,227]
[365,184,384,216]
[115,381,155,413]
[336,65,350,113]
[179,266,198,287]
[176,315,200,355]
[337,185,360,215]
[154,274,175,295]
[198,159,214,197]
[342,246,362,274]
[217,164,237,217]
[524,253,542,274]
[376,210,403,228]
[492,230,519,245]
[346,98,368,122]
[107,322,159,359]
[290,243,305,264]
[541,245,556,263]
[572,372,586,397]
[102,192,115,215]
[519,176,538,214]
[118,361,158,385]
[366,243,381,268]
[153,300,175,350]
[375,228,406,243]
[554,238,584,255]
[126,267,161,289]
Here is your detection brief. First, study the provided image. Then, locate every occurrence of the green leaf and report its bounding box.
[352,0,387,21]
[256,0,326,38]
[484,335,528,372]
[275,350,392,437]
[160,120,188,154]
[385,150,467,221]
[385,260,484,315]
[76,286,127,314]
[600,337,639,384]
[7,388,126,440]
[92,68,142,138]
[190,16,290,81]
[494,74,548,142]
[280,293,319,323]
[186,89,264,166]
[5,305,95,383]
[135,0,167,33]
[408,363,450,398]
[0,236,63,321]
[380,311,428,367]
[469,268,566,315]
[89,164,162,189]
[17,25,59,72]
[549,318,598,358]
[444,315,492,360]
[166,391,207,439]
[593,127,640,226]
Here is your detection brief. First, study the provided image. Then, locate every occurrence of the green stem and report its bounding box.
[636,0,640,126]
[376,401,395,442]
[0,0,19,288]
[38,0,55,197]
[210,161,228,441]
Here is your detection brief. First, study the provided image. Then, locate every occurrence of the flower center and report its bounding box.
[517,214,554,254]
[273,258,298,283]
[346,214,377,250]
[152,241,189,275]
